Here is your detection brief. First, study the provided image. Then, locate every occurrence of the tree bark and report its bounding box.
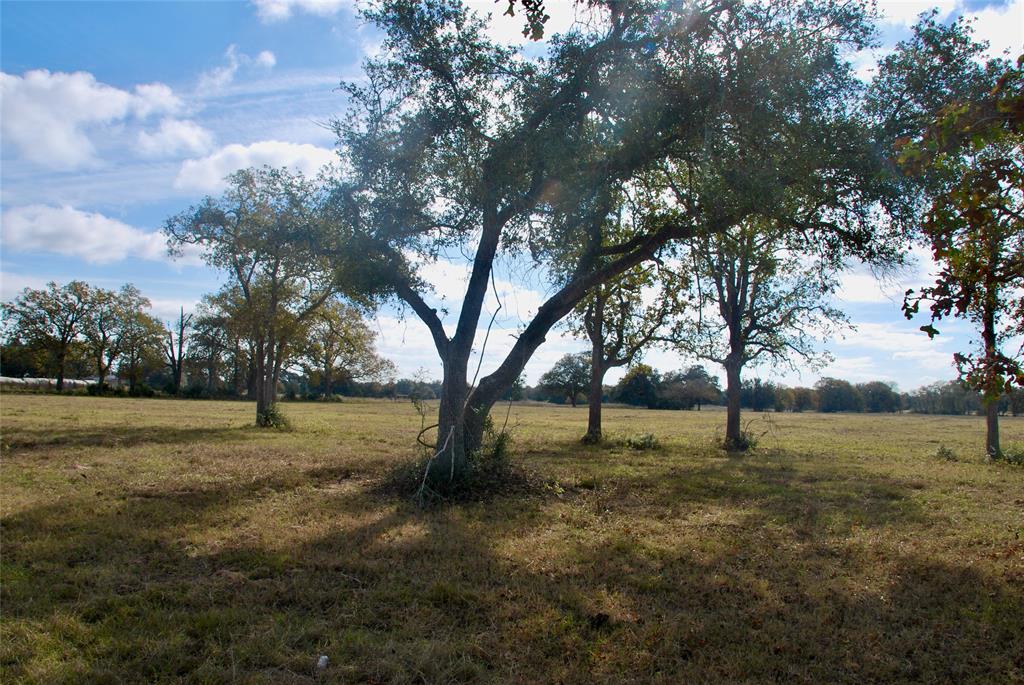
[56,349,66,392]
[725,361,742,449]
[985,399,1000,459]
[584,356,605,443]
[982,303,1001,458]
[323,362,333,399]
[428,355,470,490]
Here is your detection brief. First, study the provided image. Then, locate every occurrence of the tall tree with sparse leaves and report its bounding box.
[165,167,363,426]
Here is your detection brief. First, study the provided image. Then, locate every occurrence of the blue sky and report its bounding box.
[1,0,1021,389]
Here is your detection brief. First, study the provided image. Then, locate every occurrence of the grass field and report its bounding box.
[2,395,1022,684]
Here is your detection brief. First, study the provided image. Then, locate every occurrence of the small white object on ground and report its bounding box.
[316,655,329,671]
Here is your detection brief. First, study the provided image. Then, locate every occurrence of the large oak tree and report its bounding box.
[331,0,897,491]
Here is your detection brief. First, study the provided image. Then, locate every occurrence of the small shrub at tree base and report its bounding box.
[723,432,757,452]
[256,404,291,430]
[993,446,1024,466]
[386,415,537,505]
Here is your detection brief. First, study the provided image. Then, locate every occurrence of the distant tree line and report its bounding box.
[524,353,1024,417]
[1,278,394,404]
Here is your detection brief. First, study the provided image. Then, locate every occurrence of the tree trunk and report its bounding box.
[96,355,106,391]
[584,356,605,444]
[56,348,66,392]
[323,363,333,399]
[986,399,1000,459]
[982,303,1001,458]
[254,338,273,425]
[725,361,742,449]
[429,357,470,490]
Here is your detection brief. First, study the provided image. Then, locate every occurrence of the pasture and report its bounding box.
[1,395,1022,683]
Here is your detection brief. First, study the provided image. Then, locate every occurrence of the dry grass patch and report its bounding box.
[1,396,1022,683]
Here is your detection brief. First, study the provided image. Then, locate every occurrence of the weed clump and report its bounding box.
[625,432,661,451]
[256,404,291,430]
[992,446,1024,466]
[935,445,959,462]
[386,415,537,505]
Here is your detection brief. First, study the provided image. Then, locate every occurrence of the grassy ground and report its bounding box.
[1,395,1022,684]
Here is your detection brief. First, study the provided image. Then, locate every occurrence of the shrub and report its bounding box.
[625,433,660,450]
[128,384,155,398]
[256,404,291,430]
[935,445,958,462]
[993,446,1024,466]
[723,431,757,452]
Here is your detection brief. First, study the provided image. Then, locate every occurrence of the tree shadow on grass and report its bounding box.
[1,425,254,453]
[2,454,1021,683]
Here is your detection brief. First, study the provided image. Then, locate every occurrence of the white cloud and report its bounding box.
[148,297,201,323]
[256,50,277,68]
[962,0,1024,60]
[138,119,214,158]
[831,320,956,370]
[837,272,906,304]
[0,271,47,303]
[0,69,182,170]
[252,0,351,22]
[0,205,202,265]
[876,0,959,26]
[174,140,337,192]
[197,45,277,93]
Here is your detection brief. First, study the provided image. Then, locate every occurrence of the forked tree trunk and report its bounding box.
[725,361,742,449]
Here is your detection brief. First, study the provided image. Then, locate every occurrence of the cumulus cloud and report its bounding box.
[0,205,202,265]
[252,0,351,22]
[962,0,1024,59]
[197,44,277,93]
[0,70,182,169]
[877,0,959,26]
[137,118,214,158]
[174,140,337,192]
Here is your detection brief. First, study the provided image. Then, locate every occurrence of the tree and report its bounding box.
[298,299,395,398]
[332,0,891,490]
[790,387,816,412]
[658,365,721,410]
[117,303,163,394]
[166,167,361,426]
[741,378,781,413]
[163,307,193,395]
[612,363,660,409]
[2,281,91,391]
[81,286,120,389]
[81,284,151,391]
[187,307,233,395]
[668,219,848,448]
[899,55,1023,457]
[539,352,590,407]
[571,259,680,441]
[815,378,863,413]
[858,381,901,413]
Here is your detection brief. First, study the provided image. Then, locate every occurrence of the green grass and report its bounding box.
[2,395,1023,684]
